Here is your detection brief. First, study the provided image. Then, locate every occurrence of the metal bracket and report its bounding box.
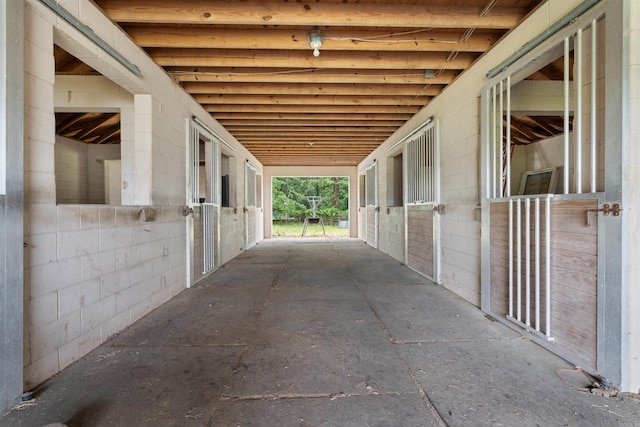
[585,203,622,226]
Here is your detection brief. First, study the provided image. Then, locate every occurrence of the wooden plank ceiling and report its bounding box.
[88,0,545,166]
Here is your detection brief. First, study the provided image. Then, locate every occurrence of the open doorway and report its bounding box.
[272,177,349,237]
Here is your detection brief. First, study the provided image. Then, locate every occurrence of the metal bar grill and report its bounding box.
[202,203,216,274]
[191,126,200,204]
[507,195,553,340]
[406,122,437,204]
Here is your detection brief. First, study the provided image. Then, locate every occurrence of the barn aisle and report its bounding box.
[2,239,638,426]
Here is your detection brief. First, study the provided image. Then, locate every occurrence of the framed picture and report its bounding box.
[518,167,559,195]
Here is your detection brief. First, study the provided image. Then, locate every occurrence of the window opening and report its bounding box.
[406,121,439,205]
[221,154,236,207]
[386,153,403,207]
[486,17,604,199]
[55,111,122,204]
[365,163,376,206]
[246,161,257,207]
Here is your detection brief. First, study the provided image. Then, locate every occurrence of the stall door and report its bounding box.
[187,119,220,287]
[364,163,378,248]
[481,7,624,384]
[404,120,441,283]
[244,162,259,249]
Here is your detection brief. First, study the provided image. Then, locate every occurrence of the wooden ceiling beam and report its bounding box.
[257,158,365,166]
[214,113,412,121]
[125,26,499,52]
[245,144,377,151]
[205,104,419,114]
[232,126,394,131]
[194,94,431,105]
[150,48,476,70]
[182,82,443,96]
[235,133,393,139]
[96,1,527,29]
[238,136,386,142]
[219,119,405,127]
[169,68,459,85]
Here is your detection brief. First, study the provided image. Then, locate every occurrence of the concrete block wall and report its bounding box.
[378,207,405,262]
[375,153,405,262]
[24,204,185,387]
[54,136,88,204]
[221,208,245,264]
[87,144,120,204]
[54,136,120,204]
[23,0,263,388]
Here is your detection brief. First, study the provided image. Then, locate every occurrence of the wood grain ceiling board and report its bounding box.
[86,0,546,166]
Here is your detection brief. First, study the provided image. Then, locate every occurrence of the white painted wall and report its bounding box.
[55,135,121,204]
[23,0,262,388]
[54,136,88,204]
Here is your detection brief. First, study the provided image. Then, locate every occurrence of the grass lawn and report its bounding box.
[272,221,349,237]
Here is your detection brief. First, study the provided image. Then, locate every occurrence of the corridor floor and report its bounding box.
[2,239,640,426]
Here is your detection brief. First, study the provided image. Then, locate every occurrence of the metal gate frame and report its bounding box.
[403,119,441,284]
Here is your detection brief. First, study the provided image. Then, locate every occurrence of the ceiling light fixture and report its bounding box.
[308,28,323,57]
[423,69,435,79]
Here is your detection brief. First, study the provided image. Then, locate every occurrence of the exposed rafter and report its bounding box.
[70,0,547,165]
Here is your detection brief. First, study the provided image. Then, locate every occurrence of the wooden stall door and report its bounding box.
[245,206,257,249]
[406,204,437,282]
[366,206,378,248]
[489,198,599,371]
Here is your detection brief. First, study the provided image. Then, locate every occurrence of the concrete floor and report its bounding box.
[2,239,640,426]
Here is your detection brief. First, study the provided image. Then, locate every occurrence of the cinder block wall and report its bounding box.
[23,0,261,387]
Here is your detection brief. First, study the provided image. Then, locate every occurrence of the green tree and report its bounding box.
[272,177,349,223]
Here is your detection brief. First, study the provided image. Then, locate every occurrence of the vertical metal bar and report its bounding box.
[576,28,583,194]
[412,139,416,202]
[203,204,208,273]
[545,196,552,338]
[427,129,433,202]
[508,198,514,318]
[525,197,531,326]
[564,38,570,194]
[506,76,511,197]
[492,85,497,198]
[431,127,435,202]
[499,80,504,197]
[590,19,597,193]
[516,198,522,322]
[419,134,423,201]
[196,130,201,203]
[407,140,416,203]
[422,132,426,201]
[535,197,541,331]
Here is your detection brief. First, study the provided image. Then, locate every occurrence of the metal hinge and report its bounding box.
[585,203,622,226]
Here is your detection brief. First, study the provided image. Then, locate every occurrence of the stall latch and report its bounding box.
[585,203,622,226]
